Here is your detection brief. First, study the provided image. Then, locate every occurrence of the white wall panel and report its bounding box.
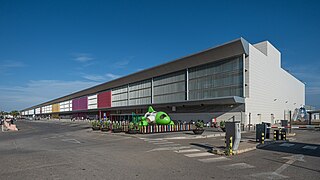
[28,109,34,115]
[244,42,305,125]
[42,105,52,113]
[88,94,97,109]
[35,108,41,114]
[60,100,72,112]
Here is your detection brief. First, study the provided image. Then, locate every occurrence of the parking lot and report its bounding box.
[0,120,319,180]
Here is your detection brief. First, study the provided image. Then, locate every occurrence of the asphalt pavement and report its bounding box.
[0,120,319,180]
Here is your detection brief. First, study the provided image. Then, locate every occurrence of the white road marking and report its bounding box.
[279,143,295,147]
[184,152,215,158]
[144,139,164,142]
[61,139,81,144]
[198,156,229,163]
[147,146,191,152]
[275,155,304,174]
[159,144,181,147]
[221,163,254,170]
[175,149,201,153]
[251,154,305,179]
[250,172,288,179]
[302,145,318,150]
[154,142,174,145]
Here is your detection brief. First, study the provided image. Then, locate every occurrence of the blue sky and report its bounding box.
[0,0,319,111]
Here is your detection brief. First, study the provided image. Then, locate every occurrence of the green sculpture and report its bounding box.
[139,106,174,126]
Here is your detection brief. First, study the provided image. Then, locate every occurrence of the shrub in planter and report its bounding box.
[112,122,122,133]
[193,120,205,135]
[127,122,140,134]
[91,120,101,130]
[220,121,226,132]
[101,120,110,132]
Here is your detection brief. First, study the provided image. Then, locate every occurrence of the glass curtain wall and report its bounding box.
[128,80,152,105]
[153,71,186,103]
[112,85,128,107]
[188,56,243,100]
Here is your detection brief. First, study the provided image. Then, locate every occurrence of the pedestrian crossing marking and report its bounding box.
[279,143,295,147]
[184,152,215,158]
[147,146,191,152]
[221,163,254,170]
[198,156,229,163]
[175,149,201,153]
[302,145,317,150]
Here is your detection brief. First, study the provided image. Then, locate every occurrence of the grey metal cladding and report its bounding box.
[240,37,249,55]
[23,38,248,110]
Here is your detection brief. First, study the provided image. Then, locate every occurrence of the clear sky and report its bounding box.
[0,0,319,111]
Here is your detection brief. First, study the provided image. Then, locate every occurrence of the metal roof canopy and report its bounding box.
[38,96,244,114]
[22,38,249,111]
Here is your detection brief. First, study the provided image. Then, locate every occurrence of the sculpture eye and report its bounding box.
[160,114,166,119]
[146,114,150,117]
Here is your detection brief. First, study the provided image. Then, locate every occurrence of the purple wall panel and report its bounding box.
[72,99,77,111]
[78,96,88,110]
[72,97,88,111]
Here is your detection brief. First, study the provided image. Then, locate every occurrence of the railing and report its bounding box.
[139,124,194,134]
[107,121,194,134]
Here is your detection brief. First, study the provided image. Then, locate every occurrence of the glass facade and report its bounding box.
[188,57,243,100]
[112,85,128,107]
[153,71,186,103]
[128,80,152,106]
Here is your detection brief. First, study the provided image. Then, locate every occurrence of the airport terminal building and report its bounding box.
[21,38,305,125]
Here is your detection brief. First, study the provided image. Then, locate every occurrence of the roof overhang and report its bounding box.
[44,96,244,113]
[23,38,249,111]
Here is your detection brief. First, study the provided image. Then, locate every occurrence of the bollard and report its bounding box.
[281,131,286,140]
[225,136,227,148]
[229,136,233,155]
[261,132,265,144]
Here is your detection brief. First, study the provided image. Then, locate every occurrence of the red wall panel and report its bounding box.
[98,91,112,108]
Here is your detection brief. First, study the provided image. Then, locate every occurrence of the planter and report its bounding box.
[101,127,110,132]
[112,129,122,133]
[220,127,226,132]
[92,126,101,131]
[127,129,140,134]
[193,129,204,135]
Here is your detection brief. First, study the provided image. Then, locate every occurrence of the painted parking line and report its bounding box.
[184,152,215,158]
[302,145,318,150]
[144,139,164,142]
[175,149,201,153]
[159,144,181,147]
[279,143,295,147]
[221,163,255,170]
[61,139,81,144]
[198,156,230,163]
[154,142,174,145]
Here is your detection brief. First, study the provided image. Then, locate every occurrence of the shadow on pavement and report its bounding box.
[190,143,213,151]
[257,141,320,158]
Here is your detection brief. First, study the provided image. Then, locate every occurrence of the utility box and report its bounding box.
[262,122,271,139]
[256,124,267,142]
[225,121,241,151]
